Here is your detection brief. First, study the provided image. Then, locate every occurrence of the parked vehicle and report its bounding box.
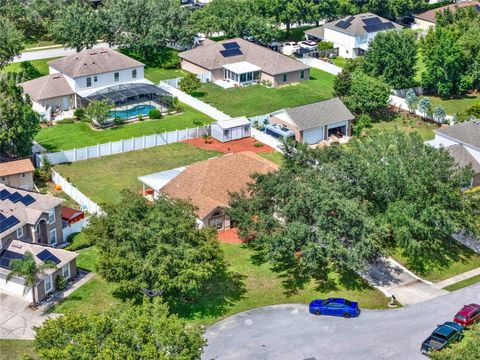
[420,322,463,354]
[454,303,480,327]
[281,42,300,56]
[309,298,360,318]
[299,40,317,51]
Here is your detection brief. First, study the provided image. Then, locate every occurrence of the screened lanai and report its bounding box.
[84,83,173,120]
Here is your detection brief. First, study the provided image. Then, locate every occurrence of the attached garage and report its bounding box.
[0,273,33,301]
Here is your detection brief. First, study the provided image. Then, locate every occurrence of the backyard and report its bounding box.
[3,56,61,77]
[195,68,335,117]
[428,93,480,117]
[54,142,221,205]
[370,116,439,141]
[35,104,214,151]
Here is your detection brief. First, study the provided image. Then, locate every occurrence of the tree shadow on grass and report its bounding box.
[169,268,246,321]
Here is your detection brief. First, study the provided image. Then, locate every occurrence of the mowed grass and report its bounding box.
[144,67,187,83]
[370,116,439,141]
[258,151,284,166]
[35,104,214,151]
[3,57,62,77]
[429,93,480,116]
[54,142,221,205]
[0,340,35,360]
[444,274,480,292]
[195,68,335,117]
[392,242,480,283]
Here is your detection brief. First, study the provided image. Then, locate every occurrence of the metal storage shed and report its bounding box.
[211,117,251,143]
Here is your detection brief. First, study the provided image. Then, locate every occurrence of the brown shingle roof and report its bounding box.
[161,152,278,219]
[446,144,480,174]
[179,38,309,75]
[19,73,74,101]
[415,1,480,23]
[48,47,144,78]
[0,159,35,177]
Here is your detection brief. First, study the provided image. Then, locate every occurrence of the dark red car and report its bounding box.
[454,303,480,326]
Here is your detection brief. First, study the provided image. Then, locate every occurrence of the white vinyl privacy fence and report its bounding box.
[162,72,211,89]
[38,126,209,166]
[251,128,283,153]
[52,170,102,215]
[299,58,342,76]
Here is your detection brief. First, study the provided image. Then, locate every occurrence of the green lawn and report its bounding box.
[196,68,335,117]
[370,116,439,141]
[0,340,35,360]
[258,151,284,166]
[51,243,388,325]
[3,57,61,77]
[415,51,426,85]
[76,246,100,272]
[332,57,348,68]
[392,242,480,283]
[429,93,480,117]
[144,67,187,83]
[35,104,214,151]
[54,142,220,205]
[444,274,480,292]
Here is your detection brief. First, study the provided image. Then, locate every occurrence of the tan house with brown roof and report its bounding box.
[0,159,35,190]
[138,152,278,229]
[179,38,310,87]
[414,1,480,32]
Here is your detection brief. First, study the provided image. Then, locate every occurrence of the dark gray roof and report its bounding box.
[446,144,480,174]
[307,13,402,38]
[283,97,354,131]
[305,27,325,40]
[436,121,480,149]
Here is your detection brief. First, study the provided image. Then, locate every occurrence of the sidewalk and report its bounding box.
[434,267,480,289]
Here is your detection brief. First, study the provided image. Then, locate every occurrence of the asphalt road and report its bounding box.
[13,43,113,62]
[203,282,480,360]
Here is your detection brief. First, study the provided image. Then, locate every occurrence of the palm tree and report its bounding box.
[6,251,56,307]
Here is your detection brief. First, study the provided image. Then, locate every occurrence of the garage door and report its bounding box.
[0,274,32,301]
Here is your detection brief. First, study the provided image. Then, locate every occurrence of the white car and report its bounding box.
[281,42,300,55]
[299,40,317,51]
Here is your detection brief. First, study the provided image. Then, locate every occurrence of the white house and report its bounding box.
[19,48,171,121]
[305,13,402,58]
[426,121,480,187]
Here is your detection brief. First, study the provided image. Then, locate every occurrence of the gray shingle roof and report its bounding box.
[446,144,480,173]
[48,47,144,78]
[19,74,74,101]
[283,97,354,131]
[179,38,309,75]
[306,13,402,39]
[436,121,480,150]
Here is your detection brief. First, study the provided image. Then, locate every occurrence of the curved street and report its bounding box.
[203,282,480,360]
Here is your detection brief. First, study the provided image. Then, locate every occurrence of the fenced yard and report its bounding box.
[194,68,335,117]
[54,142,221,205]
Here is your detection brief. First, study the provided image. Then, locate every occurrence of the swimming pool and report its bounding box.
[109,104,156,119]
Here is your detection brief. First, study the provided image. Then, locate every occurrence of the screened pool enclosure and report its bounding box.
[84,83,173,120]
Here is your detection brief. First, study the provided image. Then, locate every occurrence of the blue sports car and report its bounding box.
[309,298,360,318]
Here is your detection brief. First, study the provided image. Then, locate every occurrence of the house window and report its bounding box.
[16,227,24,238]
[132,69,137,79]
[44,275,53,294]
[86,77,92,87]
[1,177,5,181]
[48,209,55,224]
[22,173,26,178]
[282,74,287,82]
[49,229,57,245]
[300,70,305,79]
[94,75,98,82]
[114,72,119,82]
[62,264,70,279]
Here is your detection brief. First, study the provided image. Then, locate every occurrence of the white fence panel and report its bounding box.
[251,128,283,153]
[299,58,342,76]
[63,217,90,242]
[389,95,454,123]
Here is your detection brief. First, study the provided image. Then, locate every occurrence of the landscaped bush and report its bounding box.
[113,117,124,127]
[55,274,67,291]
[148,108,162,119]
[56,118,75,125]
[66,232,93,251]
[74,108,86,120]
[317,41,334,51]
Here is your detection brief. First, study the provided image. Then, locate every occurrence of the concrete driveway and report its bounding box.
[203,282,480,360]
[0,292,57,340]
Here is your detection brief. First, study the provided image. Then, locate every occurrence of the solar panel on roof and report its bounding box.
[0,189,10,200]
[364,22,395,33]
[0,249,24,269]
[346,16,355,23]
[0,215,20,233]
[223,41,240,50]
[8,192,22,203]
[0,213,5,221]
[220,48,243,57]
[37,249,61,265]
[363,17,382,25]
[335,20,351,29]
[20,194,36,206]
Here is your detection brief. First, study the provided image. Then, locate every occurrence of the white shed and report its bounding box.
[211,117,251,142]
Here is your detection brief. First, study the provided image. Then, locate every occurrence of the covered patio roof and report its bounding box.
[138,166,186,192]
[223,61,261,74]
[84,82,171,103]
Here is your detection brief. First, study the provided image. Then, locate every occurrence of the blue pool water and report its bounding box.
[109,105,156,119]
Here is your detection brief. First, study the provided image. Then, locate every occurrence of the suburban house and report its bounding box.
[0,184,78,301]
[266,97,355,145]
[19,47,172,121]
[426,121,480,187]
[0,159,35,191]
[0,240,78,302]
[138,152,278,230]
[305,13,402,58]
[211,117,251,142]
[1,184,64,250]
[179,38,310,87]
[413,1,480,32]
